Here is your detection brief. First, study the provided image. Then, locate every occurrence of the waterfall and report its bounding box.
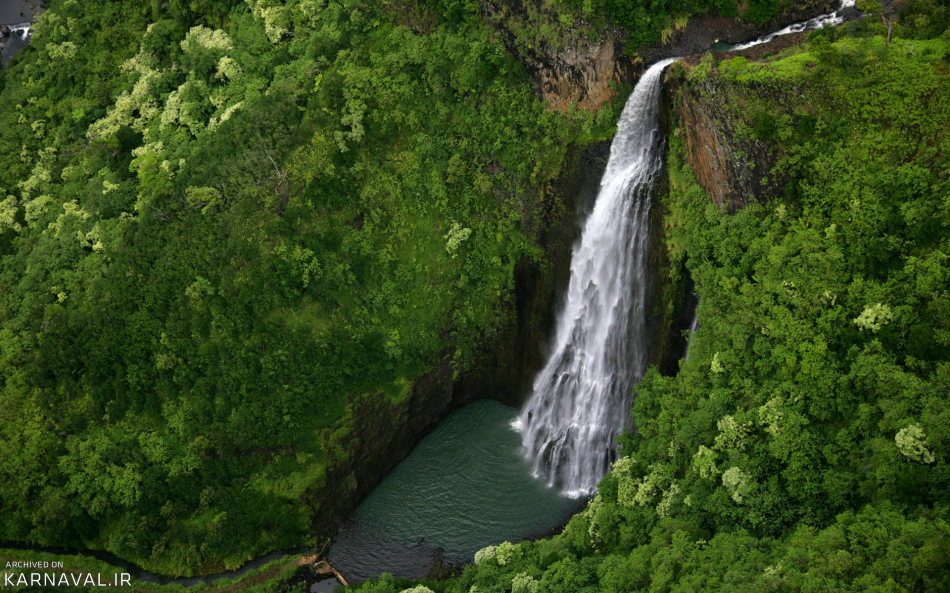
[515,0,856,497]
[684,309,699,362]
[516,59,677,496]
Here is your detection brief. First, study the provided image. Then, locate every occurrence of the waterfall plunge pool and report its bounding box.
[327,399,584,583]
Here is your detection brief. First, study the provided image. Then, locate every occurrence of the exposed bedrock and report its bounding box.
[481,0,840,112]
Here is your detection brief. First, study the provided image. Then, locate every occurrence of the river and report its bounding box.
[0,0,42,23]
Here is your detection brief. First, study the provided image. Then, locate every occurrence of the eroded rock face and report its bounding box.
[666,67,782,212]
[481,0,636,112]
[537,41,637,112]
[481,0,842,113]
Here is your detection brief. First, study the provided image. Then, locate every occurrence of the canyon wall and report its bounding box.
[664,51,792,212]
[306,0,833,541]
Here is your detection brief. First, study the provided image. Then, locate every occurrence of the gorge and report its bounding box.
[318,0,870,583]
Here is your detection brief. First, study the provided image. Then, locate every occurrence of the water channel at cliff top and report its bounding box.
[327,399,583,582]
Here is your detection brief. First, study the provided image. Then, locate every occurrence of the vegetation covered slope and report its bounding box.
[0,0,620,575]
[491,0,809,53]
[350,5,950,593]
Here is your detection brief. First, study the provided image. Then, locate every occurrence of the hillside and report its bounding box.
[0,0,620,575]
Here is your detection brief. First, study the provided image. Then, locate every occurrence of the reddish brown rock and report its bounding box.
[537,41,638,111]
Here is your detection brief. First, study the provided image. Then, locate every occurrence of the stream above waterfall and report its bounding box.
[1,2,43,67]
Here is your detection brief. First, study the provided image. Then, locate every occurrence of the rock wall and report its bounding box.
[664,64,782,212]
[309,357,459,535]
[654,34,819,369]
[456,140,611,405]
[534,42,637,112]
[643,157,693,378]
[481,0,637,112]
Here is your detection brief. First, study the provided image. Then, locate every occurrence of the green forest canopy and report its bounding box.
[2,0,949,588]
[0,0,622,575]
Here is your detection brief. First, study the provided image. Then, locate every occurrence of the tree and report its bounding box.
[857,0,898,45]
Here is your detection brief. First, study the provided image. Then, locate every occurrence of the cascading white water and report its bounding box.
[516,0,858,496]
[516,58,677,496]
[733,0,857,50]
[684,309,700,362]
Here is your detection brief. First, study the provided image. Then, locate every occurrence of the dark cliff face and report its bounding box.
[664,64,783,212]
[653,38,814,373]
[309,359,458,536]
[458,140,611,405]
[481,0,636,112]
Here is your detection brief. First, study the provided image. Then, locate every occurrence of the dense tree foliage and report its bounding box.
[0,0,613,575]
[351,5,950,593]
[4,0,950,586]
